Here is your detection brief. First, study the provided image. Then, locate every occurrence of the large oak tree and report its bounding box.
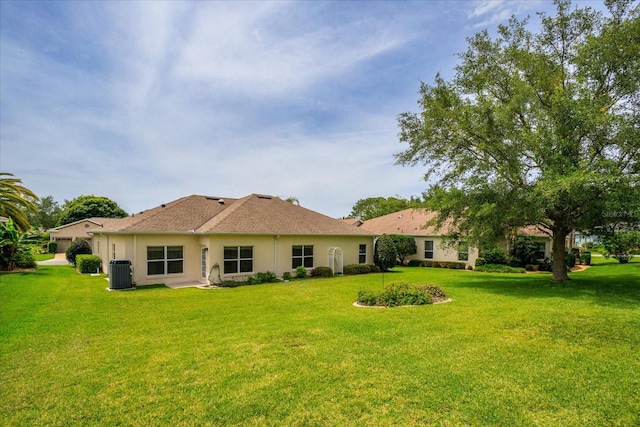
[58,195,128,226]
[396,0,639,281]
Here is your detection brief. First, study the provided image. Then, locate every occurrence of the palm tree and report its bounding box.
[283,196,300,206]
[0,173,38,233]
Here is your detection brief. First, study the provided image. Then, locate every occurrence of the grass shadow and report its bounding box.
[451,262,640,308]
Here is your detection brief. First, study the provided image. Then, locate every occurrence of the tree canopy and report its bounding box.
[0,172,38,233]
[396,0,640,281]
[25,195,63,229]
[349,196,425,221]
[58,195,128,226]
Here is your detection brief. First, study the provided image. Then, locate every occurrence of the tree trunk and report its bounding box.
[551,229,570,282]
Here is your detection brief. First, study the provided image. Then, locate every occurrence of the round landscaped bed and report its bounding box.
[354,282,450,308]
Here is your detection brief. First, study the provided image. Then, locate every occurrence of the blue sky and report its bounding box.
[0,0,604,218]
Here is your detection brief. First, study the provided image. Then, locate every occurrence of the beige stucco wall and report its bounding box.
[205,234,373,282]
[92,232,374,286]
[405,236,479,267]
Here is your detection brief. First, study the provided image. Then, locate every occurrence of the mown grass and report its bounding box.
[1,260,639,426]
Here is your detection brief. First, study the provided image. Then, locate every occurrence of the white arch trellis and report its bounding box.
[327,247,343,275]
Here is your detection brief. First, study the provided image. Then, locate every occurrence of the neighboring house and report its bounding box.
[48,217,120,253]
[359,208,479,267]
[88,194,375,287]
[358,208,553,267]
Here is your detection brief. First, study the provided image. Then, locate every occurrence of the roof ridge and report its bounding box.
[195,194,256,232]
[120,195,194,231]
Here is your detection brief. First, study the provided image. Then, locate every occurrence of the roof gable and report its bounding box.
[49,217,117,232]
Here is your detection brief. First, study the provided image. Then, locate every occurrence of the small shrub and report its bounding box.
[65,239,92,266]
[443,261,466,269]
[475,257,486,267]
[15,250,37,269]
[76,255,102,274]
[295,266,307,279]
[47,241,58,254]
[508,256,522,267]
[467,265,473,271]
[344,264,371,275]
[367,264,381,273]
[219,280,242,288]
[311,266,333,277]
[246,276,262,285]
[580,251,592,265]
[539,258,553,271]
[407,259,423,267]
[256,271,279,283]
[357,282,447,307]
[422,260,466,269]
[482,246,508,265]
[282,271,292,281]
[474,264,526,273]
[565,251,577,270]
[525,264,535,271]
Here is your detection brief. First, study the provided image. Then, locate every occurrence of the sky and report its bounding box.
[0,0,606,218]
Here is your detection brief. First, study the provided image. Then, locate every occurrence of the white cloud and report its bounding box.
[171,2,405,98]
[2,0,555,218]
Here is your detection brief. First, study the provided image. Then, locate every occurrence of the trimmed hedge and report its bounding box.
[76,255,102,274]
[344,264,371,275]
[474,264,526,273]
[406,260,468,269]
[311,266,333,277]
[47,241,58,254]
[367,264,381,273]
[421,260,467,270]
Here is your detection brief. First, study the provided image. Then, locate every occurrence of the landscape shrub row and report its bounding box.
[344,264,374,275]
[474,264,526,273]
[357,282,446,307]
[408,260,467,269]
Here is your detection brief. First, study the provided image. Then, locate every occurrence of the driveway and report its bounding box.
[38,253,70,266]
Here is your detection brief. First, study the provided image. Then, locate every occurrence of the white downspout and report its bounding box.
[274,235,279,276]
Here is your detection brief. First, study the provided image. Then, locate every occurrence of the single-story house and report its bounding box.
[88,194,375,287]
[358,208,553,266]
[358,208,479,267]
[48,217,121,253]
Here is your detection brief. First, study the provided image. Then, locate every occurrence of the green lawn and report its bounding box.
[1,261,639,426]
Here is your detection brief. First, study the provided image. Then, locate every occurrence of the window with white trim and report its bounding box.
[147,246,184,275]
[224,246,253,274]
[292,245,314,268]
[359,244,367,264]
[424,240,434,259]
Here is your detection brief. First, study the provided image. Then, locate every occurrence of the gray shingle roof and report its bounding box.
[94,194,374,236]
